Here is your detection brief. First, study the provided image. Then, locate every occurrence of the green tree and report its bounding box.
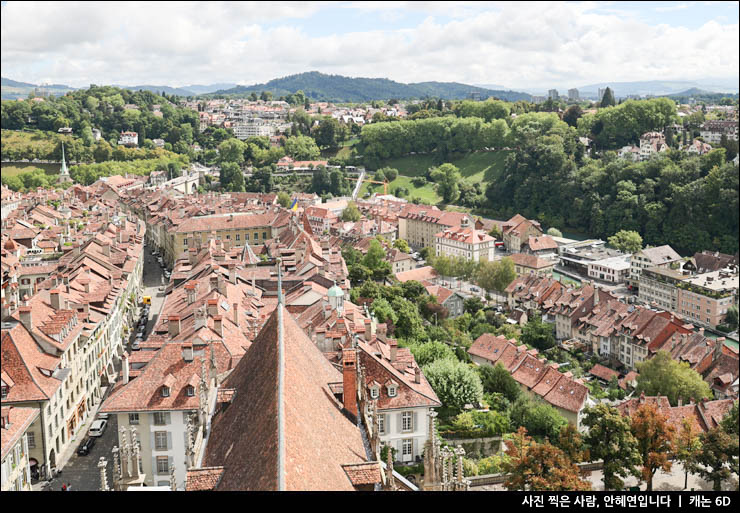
[557,423,587,464]
[562,105,584,128]
[688,426,739,491]
[488,224,503,240]
[363,238,386,270]
[392,238,410,253]
[546,227,563,237]
[218,138,246,165]
[635,351,712,406]
[521,313,556,351]
[260,91,273,102]
[277,191,291,208]
[371,298,397,324]
[422,357,483,412]
[510,395,567,440]
[219,161,245,192]
[726,305,739,330]
[608,229,643,253]
[476,257,516,301]
[430,163,462,203]
[477,363,521,402]
[341,201,362,222]
[464,296,484,314]
[600,87,616,108]
[583,404,642,491]
[284,135,320,160]
[408,340,456,367]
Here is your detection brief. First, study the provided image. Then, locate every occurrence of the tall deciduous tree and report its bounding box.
[675,418,702,490]
[521,313,556,351]
[635,351,712,406]
[422,357,483,412]
[607,229,643,253]
[341,201,362,222]
[630,403,676,491]
[477,363,521,402]
[582,404,642,491]
[688,426,739,491]
[430,163,462,204]
[502,427,591,491]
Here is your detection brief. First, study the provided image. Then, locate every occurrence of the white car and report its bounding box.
[89,419,107,437]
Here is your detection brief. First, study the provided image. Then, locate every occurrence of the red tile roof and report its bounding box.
[185,467,225,491]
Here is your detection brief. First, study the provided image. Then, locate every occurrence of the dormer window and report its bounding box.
[161,386,170,397]
[185,385,195,397]
[388,385,397,397]
[1,386,7,399]
[369,386,379,399]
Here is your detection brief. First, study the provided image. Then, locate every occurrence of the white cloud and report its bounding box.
[1,1,737,90]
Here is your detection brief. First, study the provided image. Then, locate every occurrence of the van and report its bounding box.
[142,296,152,305]
[89,419,107,437]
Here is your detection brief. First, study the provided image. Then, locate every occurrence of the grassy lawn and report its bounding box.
[1,162,61,177]
[2,129,75,157]
[363,150,511,205]
[358,174,442,204]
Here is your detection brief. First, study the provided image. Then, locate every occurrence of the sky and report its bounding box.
[1,1,738,91]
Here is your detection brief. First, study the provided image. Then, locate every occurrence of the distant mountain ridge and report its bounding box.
[211,71,532,102]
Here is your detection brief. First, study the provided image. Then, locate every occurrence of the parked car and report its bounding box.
[131,341,141,351]
[470,286,480,293]
[89,419,107,437]
[77,437,96,456]
[97,412,109,420]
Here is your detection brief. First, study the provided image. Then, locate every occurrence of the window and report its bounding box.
[369,386,379,399]
[161,386,170,397]
[1,386,7,399]
[156,456,169,474]
[388,386,397,397]
[378,414,385,435]
[185,386,195,397]
[153,412,169,425]
[225,235,230,240]
[402,411,412,432]
[129,413,139,425]
[27,431,35,449]
[402,439,412,457]
[154,431,168,451]
[235,234,240,241]
[245,234,249,241]
[262,232,267,240]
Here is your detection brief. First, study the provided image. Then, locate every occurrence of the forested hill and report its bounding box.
[212,72,532,102]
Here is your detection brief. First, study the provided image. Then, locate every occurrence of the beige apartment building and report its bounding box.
[168,212,289,265]
[434,226,495,262]
[677,270,738,328]
[638,266,689,312]
[399,209,474,250]
[628,245,682,289]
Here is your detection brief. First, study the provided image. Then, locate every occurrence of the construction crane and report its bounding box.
[346,176,389,195]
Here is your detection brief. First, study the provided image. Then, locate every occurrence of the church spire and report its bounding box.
[58,142,71,183]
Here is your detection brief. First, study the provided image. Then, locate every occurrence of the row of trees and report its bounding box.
[500,400,738,491]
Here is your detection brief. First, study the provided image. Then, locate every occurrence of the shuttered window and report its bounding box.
[156,456,169,474]
[401,411,412,432]
[378,414,385,435]
[154,431,168,451]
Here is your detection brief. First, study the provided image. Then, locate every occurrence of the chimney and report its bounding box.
[714,337,725,361]
[389,338,397,363]
[639,391,645,404]
[414,366,421,384]
[207,299,218,316]
[593,287,599,306]
[50,289,61,310]
[678,398,683,407]
[82,279,90,294]
[188,247,197,266]
[209,275,218,292]
[232,302,239,327]
[213,315,223,336]
[698,327,704,336]
[182,344,194,362]
[342,348,358,419]
[168,315,181,337]
[19,306,32,332]
[364,319,372,341]
[229,264,237,284]
[122,351,130,385]
[102,242,111,257]
[186,284,196,305]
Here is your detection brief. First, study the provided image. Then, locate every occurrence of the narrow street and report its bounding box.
[36,243,167,491]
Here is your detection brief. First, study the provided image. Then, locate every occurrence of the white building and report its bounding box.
[118,131,139,147]
[1,407,39,491]
[233,120,275,140]
[587,255,632,284]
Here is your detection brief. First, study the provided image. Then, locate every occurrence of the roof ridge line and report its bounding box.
[277,303,286,491]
